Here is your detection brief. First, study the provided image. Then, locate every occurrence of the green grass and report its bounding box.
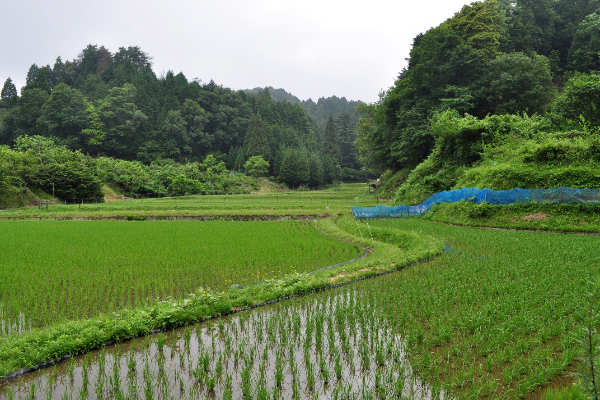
[0,183,376,219]
[423,201,600,233]
[0,220,362,334]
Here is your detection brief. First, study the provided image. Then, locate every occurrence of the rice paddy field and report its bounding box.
[0,220,362,335]
[1,205,599,399]
[0,184,376,220]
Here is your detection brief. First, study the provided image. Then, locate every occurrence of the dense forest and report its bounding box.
[0,46,366,206]
[356,0,600,202]
[245,87,360,132]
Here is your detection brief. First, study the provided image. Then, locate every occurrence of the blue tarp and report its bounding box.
[351,187,600,218]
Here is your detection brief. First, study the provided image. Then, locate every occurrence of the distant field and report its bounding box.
[0,220,361,334]
[0,183,377,219]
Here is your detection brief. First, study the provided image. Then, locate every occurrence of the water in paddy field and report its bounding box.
[0,290,449,399]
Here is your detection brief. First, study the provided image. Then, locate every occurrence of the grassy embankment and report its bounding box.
[385,114,600,207]
[423,201,600,233]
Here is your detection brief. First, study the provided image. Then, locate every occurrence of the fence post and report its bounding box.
[559,187,562,203]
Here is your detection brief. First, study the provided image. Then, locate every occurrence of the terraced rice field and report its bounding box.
[0,220,361,334]
[1,216,598,399]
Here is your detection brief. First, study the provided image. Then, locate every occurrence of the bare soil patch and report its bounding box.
[523,212,549,221]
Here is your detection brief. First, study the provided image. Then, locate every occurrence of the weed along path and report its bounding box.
[1,216,594,399]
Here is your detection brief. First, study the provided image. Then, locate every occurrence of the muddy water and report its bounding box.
[0,290,448,400]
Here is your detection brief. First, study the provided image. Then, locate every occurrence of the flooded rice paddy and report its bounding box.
[0,288,445,400]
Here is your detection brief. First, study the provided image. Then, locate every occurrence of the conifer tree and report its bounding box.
[1,78,18,108]
[51,57,66,87]
[278,147,309,187]
[296,149,310,187]
[322,154,337,184]
[234,148,246,172]
[308,152,324,187]
[227,145,237,169]
[33,72,51,94]
[336,110,359,169]
[25,64,40,88]
[244,113,269,161]
[323,113,341,165]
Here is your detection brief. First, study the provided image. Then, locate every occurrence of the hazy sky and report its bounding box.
[1,0,473,103]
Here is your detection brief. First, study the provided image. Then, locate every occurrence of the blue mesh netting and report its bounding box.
[351,187,600,218]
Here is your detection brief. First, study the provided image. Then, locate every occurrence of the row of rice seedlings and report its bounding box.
[1,287,447,399]
[0,220,361,334]
[346,217,600,399]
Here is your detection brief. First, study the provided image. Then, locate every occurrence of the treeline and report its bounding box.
[0,45,366,199]
[356,0,600,200]
[0,135,261,208]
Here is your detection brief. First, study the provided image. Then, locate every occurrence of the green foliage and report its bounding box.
[572,279,600,400]
[0,44,364,188]
[168,174,204,196]
[480,52,555,115]
[30,162,104,201]
[542,385,585,400]
[323,114,341,165]
[569,13,600,73]
[336,110,360,169]
[244,155,269,178]
[499,0,558,56]
[0,78,17,108]
[0,89,49,144]
[279,148,310,188]
[308,152,324,187]
[37,83,88,144]
[554,73,600,127]
[357,0,600,180]
[244,114,269,161]
[80,101,105,145]
[442,0,502,62]
[424,201,600,232]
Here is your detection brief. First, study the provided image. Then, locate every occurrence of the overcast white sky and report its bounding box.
[1,0,473,103]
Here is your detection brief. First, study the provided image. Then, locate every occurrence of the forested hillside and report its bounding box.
[0,46,367,207]
[246,86,360,133]
[357,0,600,202]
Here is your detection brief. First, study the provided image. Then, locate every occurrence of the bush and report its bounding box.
[244,156,269,178]
[29,161,104,201]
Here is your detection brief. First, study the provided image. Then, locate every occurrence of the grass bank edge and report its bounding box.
[0,216,444,378]
[423,201,600,233]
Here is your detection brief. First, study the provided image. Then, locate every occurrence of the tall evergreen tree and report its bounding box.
[52,57,66,87]
[308,152,324,187]
[25,64,40,88]
[336,110,359,169]
[1,78,18,108]
[322,154,337,184]
[278,147,309,187]
[244,113,269,161]
[323,113,341,165]
[227,145,237,169]
[569,13,600,72]
[33,72,51,94]
[234,148,246,172]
